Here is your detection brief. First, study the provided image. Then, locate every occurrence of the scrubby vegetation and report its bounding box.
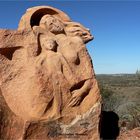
[97,74,140,131]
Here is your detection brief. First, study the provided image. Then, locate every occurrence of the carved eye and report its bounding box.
[82,32,87,36]
[52,19,56,22]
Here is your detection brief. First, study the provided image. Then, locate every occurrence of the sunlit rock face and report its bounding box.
[0,6,101,140]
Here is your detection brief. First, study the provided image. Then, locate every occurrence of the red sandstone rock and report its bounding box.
[0,6,101,140]
[117,128,140,140]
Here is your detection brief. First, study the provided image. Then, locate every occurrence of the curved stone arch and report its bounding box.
[18,6,71,30]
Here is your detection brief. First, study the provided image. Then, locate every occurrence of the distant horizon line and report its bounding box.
[96,73,136,75]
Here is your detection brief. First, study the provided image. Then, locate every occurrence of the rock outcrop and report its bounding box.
[0,6,101,140]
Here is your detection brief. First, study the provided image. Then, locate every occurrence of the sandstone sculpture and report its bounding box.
[0,6,101,140]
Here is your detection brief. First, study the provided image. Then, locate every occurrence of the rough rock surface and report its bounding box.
[0,6,101,140]
[117,128,140,140]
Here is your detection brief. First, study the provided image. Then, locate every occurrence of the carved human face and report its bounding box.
[40,37,57,51]
[65,22,93,43]
[40,15,65,34]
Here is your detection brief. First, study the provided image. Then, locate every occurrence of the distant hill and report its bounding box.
[96,74,140,87]
[96,74,140,131]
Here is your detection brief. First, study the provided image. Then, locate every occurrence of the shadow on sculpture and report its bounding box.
[100,111,120,140]
[0,46,22,60]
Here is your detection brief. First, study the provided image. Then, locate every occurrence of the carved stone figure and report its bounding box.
[0,6,101,140]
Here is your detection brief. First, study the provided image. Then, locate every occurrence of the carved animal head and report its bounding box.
[65,22,93,43]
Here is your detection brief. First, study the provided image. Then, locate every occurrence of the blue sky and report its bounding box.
[0,1,140,74]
